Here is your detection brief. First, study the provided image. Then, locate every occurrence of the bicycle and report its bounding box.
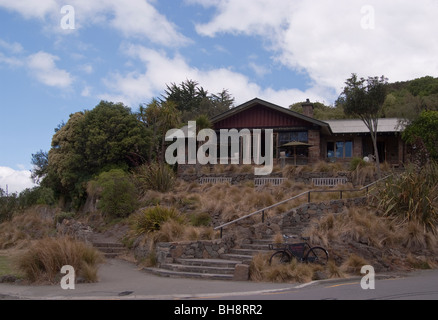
[269,235,329,266]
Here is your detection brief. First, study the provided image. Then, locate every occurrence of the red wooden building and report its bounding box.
[210,98,406,166]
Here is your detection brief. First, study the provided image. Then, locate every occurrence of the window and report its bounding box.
[279,132,308,146]
[345,141,353,158]
[327,142,335,158]
[327,141,353,159]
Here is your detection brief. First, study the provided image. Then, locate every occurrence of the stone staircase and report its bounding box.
[92,241,126,259]
[143,238,274,281]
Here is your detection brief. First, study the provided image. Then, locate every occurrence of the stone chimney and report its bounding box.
[302,99,314,118]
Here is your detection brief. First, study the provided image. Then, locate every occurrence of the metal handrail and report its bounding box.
[214,175,392,238]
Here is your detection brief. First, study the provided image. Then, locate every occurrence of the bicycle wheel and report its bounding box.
[269,251,291,266]
[305,247,328,265]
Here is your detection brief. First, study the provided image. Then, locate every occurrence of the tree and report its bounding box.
[137,99,181,162]
[402,110,438,162]
[163,79,234,122]
[31,150,49,184]
[337,74,388,178]
[88,169,138,218]
[289,101,347,120]
[45,101,150,209]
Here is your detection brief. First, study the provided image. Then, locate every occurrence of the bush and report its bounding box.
[133,162,175,193]
[89,169,138,218]
[377,162,438,232]
[18,187,56,208]
[131,206,185,236]
[15,236,104,283]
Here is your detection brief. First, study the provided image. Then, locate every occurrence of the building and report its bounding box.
[210,98,406,167]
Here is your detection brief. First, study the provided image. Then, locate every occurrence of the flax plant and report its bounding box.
[377,162,438,232]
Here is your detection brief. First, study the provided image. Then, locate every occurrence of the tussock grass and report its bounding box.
[250,253,336,283]
[14,236,104,284]
[0,207,55,249]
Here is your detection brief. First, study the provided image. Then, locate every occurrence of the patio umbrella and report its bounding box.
[280,141,313,165]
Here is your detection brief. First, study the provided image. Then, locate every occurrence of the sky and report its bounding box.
[0,0,437,193]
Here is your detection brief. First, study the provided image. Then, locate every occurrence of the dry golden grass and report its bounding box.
[0,207,55,249]
[250,252,335,283]
[14,236,104,284]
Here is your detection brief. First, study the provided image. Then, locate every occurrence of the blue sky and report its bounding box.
[0,0,437,193]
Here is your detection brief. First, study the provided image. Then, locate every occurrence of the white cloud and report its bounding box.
[0,166,36,194]
[192,0,438,99]
[27,51,73,88]
[0,0,189,47]
[0,0,58,19]
[0,38,23,54]
[100,44,327,108]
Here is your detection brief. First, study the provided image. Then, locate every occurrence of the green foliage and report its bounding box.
[0,189,18,222]
[402,110,438,161]
[289,101,347,120]
[338,74,388,119]
[131,206,185,235]
[383,76,438,119]
[18,187,56,208]
[137,99,181,162]
[163,79,234,122]
[349,157,368,171]
[133,162,175,193]
[90,169,139,218]
[44,101,149,209]
[189,212,211,227]
[54,211,76,226]
[407,76,438,97]
[378,162,438,232]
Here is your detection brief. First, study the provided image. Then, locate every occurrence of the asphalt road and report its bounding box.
[1,258,437,301]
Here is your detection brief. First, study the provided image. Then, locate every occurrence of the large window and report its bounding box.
[279,131,308,146]
[327,141,353,159]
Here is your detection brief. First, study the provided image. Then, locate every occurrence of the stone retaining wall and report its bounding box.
[154,236,235,266]
[230,197,368,244]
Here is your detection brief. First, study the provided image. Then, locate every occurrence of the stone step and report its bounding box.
[143,267,235,281]
[239,243,271,251]
[160,263,235,275]
[220,253,254,263]
[91,242,126,258]
[92,242,124,248]
[176,258,241,268]
[229,248,271,256]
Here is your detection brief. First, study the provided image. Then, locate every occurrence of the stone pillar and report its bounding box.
[308,129,321,163]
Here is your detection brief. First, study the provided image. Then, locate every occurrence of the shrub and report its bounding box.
[189,212,211,227]
[89,169,139,218]
[131,206,185,236]
[18,187,56,208]
[133,162,175,193]
[377,162,438,232]
[15,236,104,283]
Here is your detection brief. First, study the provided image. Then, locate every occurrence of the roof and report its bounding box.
[325,118,405,134]
[211,98,332,135]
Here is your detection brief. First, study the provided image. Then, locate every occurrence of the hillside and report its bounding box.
[290,76,438,121]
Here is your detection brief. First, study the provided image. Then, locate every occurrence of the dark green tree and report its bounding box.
[44,101,149,209]
[337,74,388,178]
[163,79,233,122]
[402,110,438,162]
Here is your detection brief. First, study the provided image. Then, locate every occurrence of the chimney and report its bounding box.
[302,99,314,118]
